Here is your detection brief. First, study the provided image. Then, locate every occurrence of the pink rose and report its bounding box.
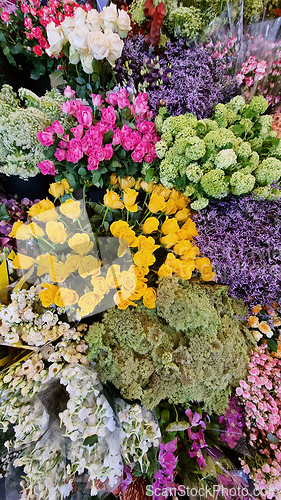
[129,104,136,117]
[92,94,104,108]
[122,135,136,151]
[87,157,99,170]
[105,93,118,106]
[64,85,76,98]
[38,160,55,175]
[58,140,68,149]
[66,139,83,163]
[71,124,84,139]
[37,130,54,147]
[112,128,122,145]
[133,93,149,115]
[101,106,116,127]
[103,144,113,160]
[117,96,130,109]
[52,120,64,135]
[61,100,77,115]
[76,105,93,128]
[24,17,33,30]
[137,120,154,134]
[54,148,67,162]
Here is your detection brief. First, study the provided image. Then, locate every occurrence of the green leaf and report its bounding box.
[44,146,57,160]
[6,52,16,67]
[78,167,87,177]
[0,32,6,43]
[2,45,9,55]
[267,338,278,352]
[116,148,126,160]
[103,221,109,230]
[103,129,113,144]
[83,435,98,447]
[76,77,86,85]
[30,68,41,80]
[145,168,155,181]
[0,204,10,221]
[91,170,101,185]
[65,172,76,188]
[10,44,22,55]
[161,409,170,423]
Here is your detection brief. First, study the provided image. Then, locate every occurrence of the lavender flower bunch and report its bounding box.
[115,36,238,118]
[195,195,281,307]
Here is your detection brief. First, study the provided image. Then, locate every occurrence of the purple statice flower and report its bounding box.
[219,394,245,449]
[194,195,281,307]
[115,36,238,118]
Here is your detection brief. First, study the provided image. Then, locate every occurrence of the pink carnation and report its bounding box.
[24,17,33,29]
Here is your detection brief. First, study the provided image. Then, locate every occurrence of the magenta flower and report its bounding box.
[64,85,76,98]
[37,130,54,147]
[38,160,55,175]
[185,409,206,429]
[52,120,64,135]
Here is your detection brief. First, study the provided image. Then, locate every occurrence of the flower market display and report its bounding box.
[2,1,281,500]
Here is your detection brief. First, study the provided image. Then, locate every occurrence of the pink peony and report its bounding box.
[38,160,55,175]
[37,130,54,147]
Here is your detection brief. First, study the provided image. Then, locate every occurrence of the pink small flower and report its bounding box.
[92,94,104,108]
[1,11,10,21]
[63,85,75,98]
[33,45,43,56]
[52,120,64,135]
[262,464,271,474]
[37,130,54,147]
[38,160,55,175]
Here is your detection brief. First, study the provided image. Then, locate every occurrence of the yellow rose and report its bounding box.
[29,199,59,222]
[104,189,124,209]
[152,185,171,199]
[181,219,198,238]
[110,220,129,237]
[180,245,200,261]
[148,193,167,214]
[195,257,215,281]
[49,261,69,283]
[164,199,177,215]
[65,253,83,273]
[68,233,94,255]
[91,276,109,295]
[175,194,190,210]
[158,264,173,278]
[175,228,189,241]
[161,217,179,235]
[78,255,100,278]
[13,253,35,269]
[110,172,118,185]
[123,188,138,212]
[36,254,58,277]
[142,287,156,309]
[165,254,182,272]
[30,223,45,239]
[160,233,178,249]
[53,287,79,307]
[129,279,147,300]
[119,176,135,189]
[140,181,154,193]
[175,208,191,222]
[46,221,67,244]
[49,182,65,198]
[133,266,148,281]
[133,249,155,268]
[178,260,196,280]
[78,292,100,315]
[120,270,136,299]
[142,217,159,234]
[173,240,193,257]
[138,235,159,253]
[39,283,59,308]
[9,221,27,239]
[114,290,137,310]
[60,199,81,219]
[61,178,71,194]
[169,189,181,201]
[106,264,122,289]
[119,228,138,248]
[134,178,142,190]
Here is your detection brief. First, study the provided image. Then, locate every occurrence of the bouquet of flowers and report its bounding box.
[37,88,159,190]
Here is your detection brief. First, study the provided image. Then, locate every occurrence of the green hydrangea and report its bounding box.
[164,6,203,41]
[204,128,236,153]
[230,172,256,195]
[237,141,252,161]
[154,115,164,134]
[184,185,196,196]
[190,198,209,210]
[257,114,273,138]
[162,114,197,136]
[196,118,219,138]
[186,163,203,182]
[214,103,238,128]
[214,149,237,169]
[161,132,173,146]
[201,169,229,198]
[255,157,281,185]
[248,95,268,116]
[185,136,206,162]
[159,158,179,184]
[252,186,281,200]
[225,95,246,114]
[239,118,254,133]
[155,139,168,159]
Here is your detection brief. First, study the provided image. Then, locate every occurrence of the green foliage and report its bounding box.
[86,277,255,414]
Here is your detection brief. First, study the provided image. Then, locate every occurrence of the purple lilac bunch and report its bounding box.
[185,409,208,470]
[195,195,281,307]
[151,438,178,500]
[0,194,37,249]
[115,35,238,118]
[219,395,245,449]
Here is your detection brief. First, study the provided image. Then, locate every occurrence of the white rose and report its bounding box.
[80,52,94,74]
[61,16,76,38]
[68,24,89,54]
[100,2,118,32]
[86,9,101,32]
[88,31,109,60]
[74,7,87,27]
[105,29,124,63]
[69,44,80,64]
[46,22,66,57]
[116,10,131,38]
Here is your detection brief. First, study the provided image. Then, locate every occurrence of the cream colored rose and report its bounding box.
[46,22,66,57]
[74,7,87,27]
[105,29,124,63]
[61,16,75,37]
[68,24,89,54]
[80,52,94,74]
[88,31,109,60]
[116,9,131,38]
[86,9,101,32]
[69,44,80,64]
[100,2,118,32]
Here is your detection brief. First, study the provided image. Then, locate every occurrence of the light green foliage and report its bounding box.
[86,278,255,413]
[0,85,70,179]
[252,185,281,200]
[164,6,203,41]
[200,170,229,198]
[230,172,256,195]
[155,139,168,159]
[190,198,209,210]
[156,94,281,204]
[214,149,237,169]
[154,115,164,134]
[161,132,173,146]
[255,157,281,186]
